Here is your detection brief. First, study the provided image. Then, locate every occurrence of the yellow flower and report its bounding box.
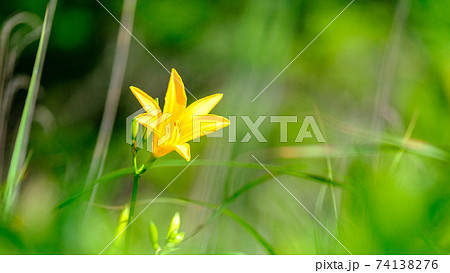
[130,68,229,161]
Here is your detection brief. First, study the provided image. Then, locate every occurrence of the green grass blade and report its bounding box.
[57,160,347,210]
[151,160,347,187]
[323,115,449,161]
[197,172,347,241]
[221,209,275,254]
[84,0,137,218]
[1,0,58,221]
[205,174,271,223]
[56,166,134,210]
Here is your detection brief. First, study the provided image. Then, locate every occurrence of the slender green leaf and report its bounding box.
[56,167,134,209]
[57,159,346,210]
[221,210,275,254]
[2,0,58,221]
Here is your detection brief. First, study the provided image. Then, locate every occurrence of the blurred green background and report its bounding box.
[0,0,449,254]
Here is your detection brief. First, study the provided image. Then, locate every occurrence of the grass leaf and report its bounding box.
[57,159,346,210]
[1,0,58,221]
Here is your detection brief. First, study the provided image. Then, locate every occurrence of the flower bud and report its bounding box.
[131,118,139,142]
[166,212,181,241]
[115,206,130,244]
[174,232,184,244]
[149,221,160,252]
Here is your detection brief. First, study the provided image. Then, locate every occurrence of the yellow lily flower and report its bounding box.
[130,68,230,161]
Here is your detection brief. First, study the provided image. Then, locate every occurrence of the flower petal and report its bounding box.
[174,143,191,161]
[181,93,223,123]
[152,146,174,158]
[163,68,186,118]
[152,132,174,158]
[179,114,230,143]
[135,113,162,133]
[130,86,160,112]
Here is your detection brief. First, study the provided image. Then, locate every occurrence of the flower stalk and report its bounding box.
[124,124,156,254]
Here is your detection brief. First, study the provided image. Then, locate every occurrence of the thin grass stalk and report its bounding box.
[321,114,448,161]
[1,0,57,221]
[371,0,411,172]
[0,76,32,179]
[0,12,41,180]
[390,110,419,173]
[314,107,339,235]
[84,0,137,219]
[0,12,41,105]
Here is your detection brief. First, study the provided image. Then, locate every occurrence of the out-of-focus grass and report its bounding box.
[0,0,449,254]
[2,0,57,221]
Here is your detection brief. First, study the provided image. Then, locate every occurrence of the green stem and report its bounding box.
[124,148,139,253]
[129,174,139,223]
[124,148,156,254]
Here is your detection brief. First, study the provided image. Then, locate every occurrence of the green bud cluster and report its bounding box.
[148,212,185,255]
